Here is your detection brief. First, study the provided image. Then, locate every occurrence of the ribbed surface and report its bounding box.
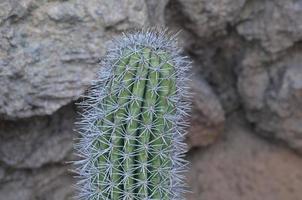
[74,31,191,200]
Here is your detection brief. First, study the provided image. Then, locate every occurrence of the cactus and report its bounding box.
[74,30,191,200]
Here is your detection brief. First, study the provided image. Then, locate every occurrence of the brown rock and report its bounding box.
[187,76,225,148]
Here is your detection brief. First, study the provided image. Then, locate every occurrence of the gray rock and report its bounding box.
[177,0,302,53]
[145,0,169,26]
[238,50,302,152]
[178,0,246,38]
[0,0,148,119]
[0,104,75,168]
[165,0,246,114]
[187,76,225,148]
[0,0,32,24]
[237,0,302,53]
[178,33,244,114]
[187,114,302,200]
[0,165,74,200]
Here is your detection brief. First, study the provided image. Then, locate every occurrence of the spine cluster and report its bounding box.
[74,30,191,200]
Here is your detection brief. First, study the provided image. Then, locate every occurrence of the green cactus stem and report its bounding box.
[74,30,191,200]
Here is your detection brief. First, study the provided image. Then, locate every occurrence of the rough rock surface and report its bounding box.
[187,76,225,148]
[0,0,148,119]
[145,0,169,26]
[187,34,244,114]
[0,104,75,168]
[0,104,76,199]
[238,50,302,152]
[165,1,245,113]
[237,0,302,53]
[176,0,302,54]
[187,114,302,200]
[177,0,246,39]
[0,165,74,200]
[166,0,302,152]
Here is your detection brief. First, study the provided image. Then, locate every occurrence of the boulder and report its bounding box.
[187,76,225,148]
[237,0,302,53]
[0,0,148,119]
[238,50,302,153]
[178,0,246,38]
[0,104,75,168]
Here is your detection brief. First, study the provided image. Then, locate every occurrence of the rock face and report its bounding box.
[238,50,302,152]
[1,0,302,199]
[166,0,302,153]
[0,104,75,168]
[178,0,246,39]
[236,0,302,53]
[0,165,74,200]
[0,105,76,199]
[0,0,148,119]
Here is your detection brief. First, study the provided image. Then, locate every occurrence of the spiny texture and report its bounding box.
[74,30,191,200]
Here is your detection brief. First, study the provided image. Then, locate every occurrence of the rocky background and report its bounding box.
[1,0,302,199]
